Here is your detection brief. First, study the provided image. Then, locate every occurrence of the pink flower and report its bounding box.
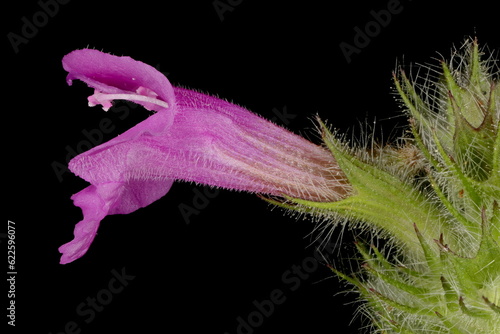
[59,49,349,264]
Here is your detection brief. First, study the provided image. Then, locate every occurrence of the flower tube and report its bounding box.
[59,49,350,264]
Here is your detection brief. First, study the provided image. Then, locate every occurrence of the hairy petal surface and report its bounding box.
[59,49,349,264]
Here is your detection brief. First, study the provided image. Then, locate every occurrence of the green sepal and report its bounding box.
[368,288,436,317]
[483,296,500,315]
[459,296,491,319]
[363,263,430,297]
[317,120,448,258]
[443,59,497,182]
[414,223,442,278]
[434,311,467,334]
[440,276,460,312]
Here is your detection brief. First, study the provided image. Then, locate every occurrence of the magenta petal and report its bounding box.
[60,49,350,264]
[59,179,173,264]
[69,87,347,202]
[58,184,113,265]
[165,88,345,201]
[62,49,175,113]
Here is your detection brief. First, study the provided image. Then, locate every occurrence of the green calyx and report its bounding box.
[393,38,500,243]
[268,38,499,333]
[288,121,448,261]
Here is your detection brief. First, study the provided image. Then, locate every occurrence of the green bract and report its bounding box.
[274,38,500,333]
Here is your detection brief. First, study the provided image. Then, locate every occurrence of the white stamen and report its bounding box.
[96,93,169,109]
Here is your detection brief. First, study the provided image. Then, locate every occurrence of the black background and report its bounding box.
[5,0,499,333]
